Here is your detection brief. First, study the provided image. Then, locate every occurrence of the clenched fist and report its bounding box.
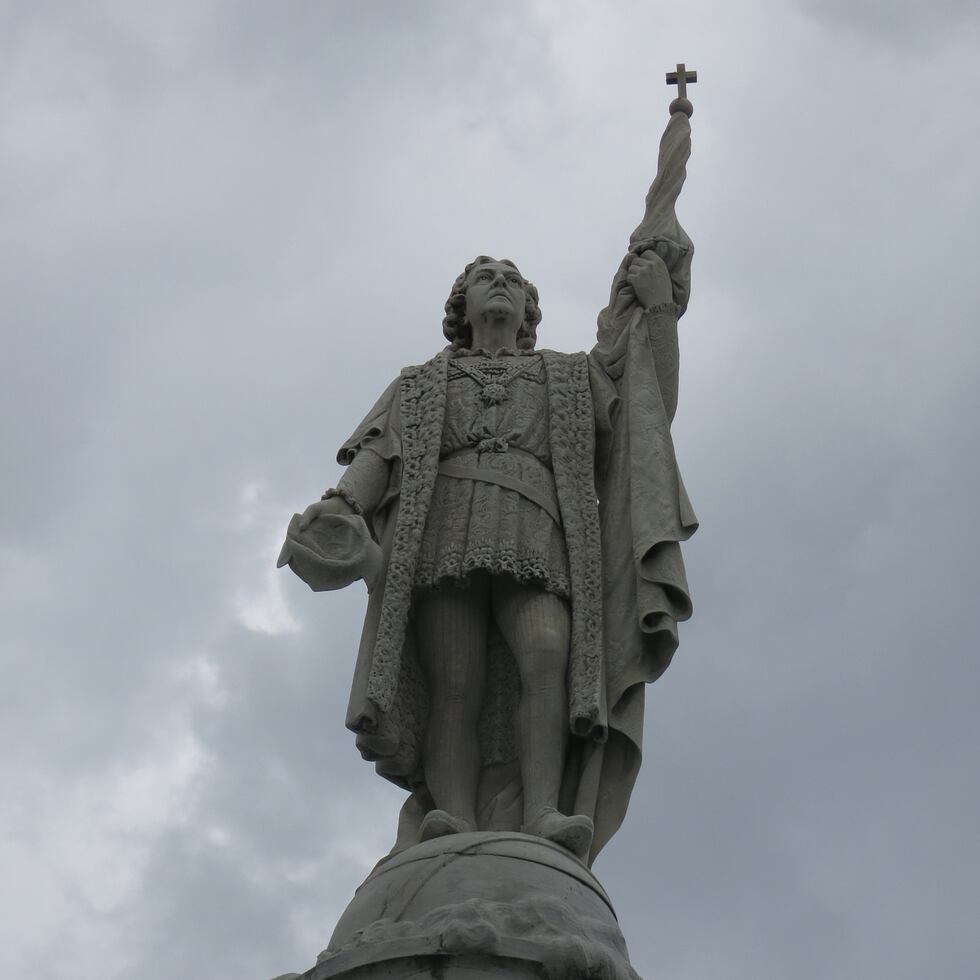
[626,241,677,309]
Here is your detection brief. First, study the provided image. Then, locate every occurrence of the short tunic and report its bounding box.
[413,348,571,596]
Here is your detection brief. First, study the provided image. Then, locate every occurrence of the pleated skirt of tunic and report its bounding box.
[413,452,570,599]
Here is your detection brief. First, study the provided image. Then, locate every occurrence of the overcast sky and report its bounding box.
[2,2,979,978]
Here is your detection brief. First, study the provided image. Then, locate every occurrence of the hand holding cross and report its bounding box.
[666,63,697,117]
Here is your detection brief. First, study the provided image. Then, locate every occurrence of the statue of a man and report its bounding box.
[280,112,698,866]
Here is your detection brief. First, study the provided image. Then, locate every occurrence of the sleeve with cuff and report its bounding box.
[335,447,391,516]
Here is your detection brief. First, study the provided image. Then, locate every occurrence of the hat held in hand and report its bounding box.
[277,512,383,593]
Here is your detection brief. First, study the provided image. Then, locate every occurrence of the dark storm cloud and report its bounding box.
[2,2,978,978]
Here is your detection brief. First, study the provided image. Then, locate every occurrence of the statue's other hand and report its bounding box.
[276,495,358,570]
[626,249,673,309]
[298,495,357,531]
[277,500,383,592]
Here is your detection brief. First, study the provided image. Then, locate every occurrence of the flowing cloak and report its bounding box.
[337,113,697,866]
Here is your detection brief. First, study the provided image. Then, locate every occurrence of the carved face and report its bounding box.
[464,261,526,334]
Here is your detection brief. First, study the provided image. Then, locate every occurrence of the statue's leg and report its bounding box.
[490,577,572,826]
[414,573,490,831]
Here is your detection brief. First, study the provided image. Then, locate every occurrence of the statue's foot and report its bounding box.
[524,808,594,860]
[419,809,474,842]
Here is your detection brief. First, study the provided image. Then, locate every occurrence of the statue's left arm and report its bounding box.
[582,107,698,854]
[591,109,694,413]
[588,106,698,694]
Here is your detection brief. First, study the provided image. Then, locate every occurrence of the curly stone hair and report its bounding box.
[442,255,542,350]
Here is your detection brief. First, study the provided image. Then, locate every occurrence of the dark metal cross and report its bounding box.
[666,63,698,100]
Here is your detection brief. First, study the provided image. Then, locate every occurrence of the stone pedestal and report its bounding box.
[292,832,640,979]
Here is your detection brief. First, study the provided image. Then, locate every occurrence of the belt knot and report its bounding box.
[476,436,509,454]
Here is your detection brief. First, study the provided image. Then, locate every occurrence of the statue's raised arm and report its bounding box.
[586,97,699,859]
[593,105,694,425]
[629,108,695,312]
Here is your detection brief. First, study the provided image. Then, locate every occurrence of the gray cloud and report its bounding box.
[2,2,978,978]
[795,0,979,49]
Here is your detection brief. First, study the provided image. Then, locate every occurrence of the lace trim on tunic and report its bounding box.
[414,542,571,598]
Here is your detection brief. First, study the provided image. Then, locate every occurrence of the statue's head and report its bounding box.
[443,256,542,350]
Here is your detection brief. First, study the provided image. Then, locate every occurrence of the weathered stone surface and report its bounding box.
[306,832,640,980]
[278,109,698,867]
[273,84,700,980]
[308,955,545,978]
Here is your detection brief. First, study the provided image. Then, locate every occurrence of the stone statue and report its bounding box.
[276,76,699,980]
[279,102,698,875]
